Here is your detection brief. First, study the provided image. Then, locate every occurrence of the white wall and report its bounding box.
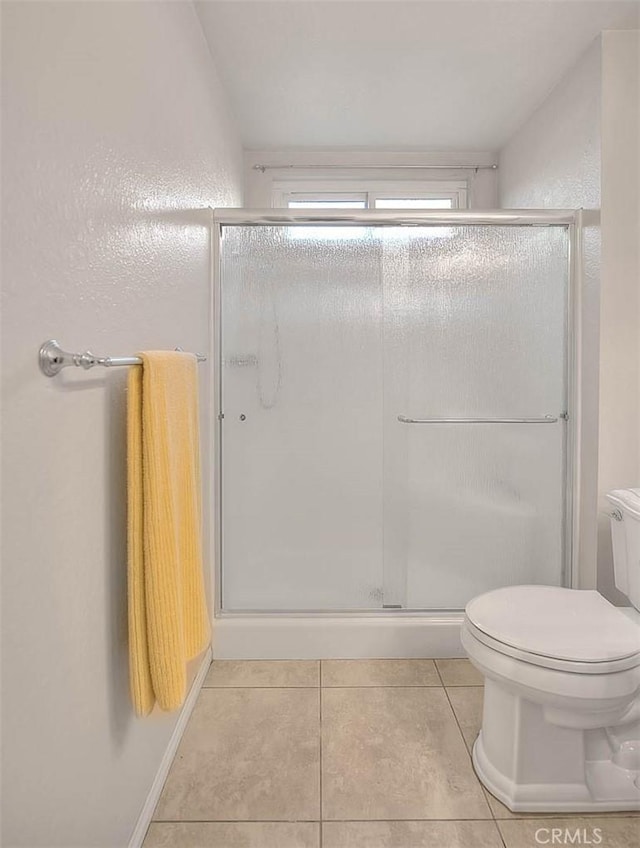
[244,149,499,208]
[499,31,640,603]
[498,38,602,592]
[598,30,640,601]
[1,3,242,847]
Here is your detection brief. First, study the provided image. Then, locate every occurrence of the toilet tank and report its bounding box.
[606,488,640,610]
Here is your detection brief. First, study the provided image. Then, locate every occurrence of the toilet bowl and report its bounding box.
[463,488,640,812]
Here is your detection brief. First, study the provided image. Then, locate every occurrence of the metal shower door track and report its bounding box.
[212,208,577,227]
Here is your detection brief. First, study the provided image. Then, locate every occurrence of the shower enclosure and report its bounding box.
[213,210,576,624]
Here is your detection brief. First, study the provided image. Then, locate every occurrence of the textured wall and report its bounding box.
[1,2,242,846]
[498,38,602,592]
[598,30,640,601]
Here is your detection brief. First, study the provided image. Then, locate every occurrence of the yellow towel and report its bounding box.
[127,351,210,717]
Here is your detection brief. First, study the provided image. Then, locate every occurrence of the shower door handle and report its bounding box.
[397,414,562,424]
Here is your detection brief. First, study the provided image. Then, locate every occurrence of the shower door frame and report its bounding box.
[211,208,582,618]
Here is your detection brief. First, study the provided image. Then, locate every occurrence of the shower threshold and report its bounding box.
[212,611,465,660]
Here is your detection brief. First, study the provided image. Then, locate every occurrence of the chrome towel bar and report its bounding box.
[39,340,206,377]
[397,414,565,425]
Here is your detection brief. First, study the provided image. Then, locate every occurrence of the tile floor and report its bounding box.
[144,659,639,848]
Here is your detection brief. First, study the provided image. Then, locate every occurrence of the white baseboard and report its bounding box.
[128,647,212,848]
[213,615,465,659]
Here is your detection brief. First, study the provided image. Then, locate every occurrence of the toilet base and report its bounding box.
[473,731,640,813]
[462,618,640,813]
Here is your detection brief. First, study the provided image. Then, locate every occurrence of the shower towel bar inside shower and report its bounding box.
[397,414,566,424]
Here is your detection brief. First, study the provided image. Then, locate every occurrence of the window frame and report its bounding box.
[272,179,468,210]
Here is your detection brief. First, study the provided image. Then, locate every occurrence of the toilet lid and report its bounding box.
[465,586,640,664]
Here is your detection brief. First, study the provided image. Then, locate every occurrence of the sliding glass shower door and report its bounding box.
[219,217,570,611]
[220,226,385,610]
[380,226,568,609]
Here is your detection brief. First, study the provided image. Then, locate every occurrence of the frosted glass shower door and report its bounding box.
[220,226,384,610]
[382,226,569,610]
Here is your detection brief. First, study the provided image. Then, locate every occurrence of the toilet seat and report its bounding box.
[465,585,640,674]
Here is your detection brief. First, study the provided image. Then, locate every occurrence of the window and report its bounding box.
[287,196,367,210]
[374,197,453,209]
[273,180,467,210]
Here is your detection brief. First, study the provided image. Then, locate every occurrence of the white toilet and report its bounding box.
[462,488,640,812]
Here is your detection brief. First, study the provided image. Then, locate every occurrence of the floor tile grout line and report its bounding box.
[151,817,537,824]
[202,683,483,689]
[496,819,509,848]
[441,691,502,828]
[151,820,324,824]
[202,685,321,689]
[435,665,497,826]
[319,663,323,846]
[320,683,446,688]
[150,814,638,823]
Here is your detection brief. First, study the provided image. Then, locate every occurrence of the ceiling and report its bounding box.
[196,0,639,151]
